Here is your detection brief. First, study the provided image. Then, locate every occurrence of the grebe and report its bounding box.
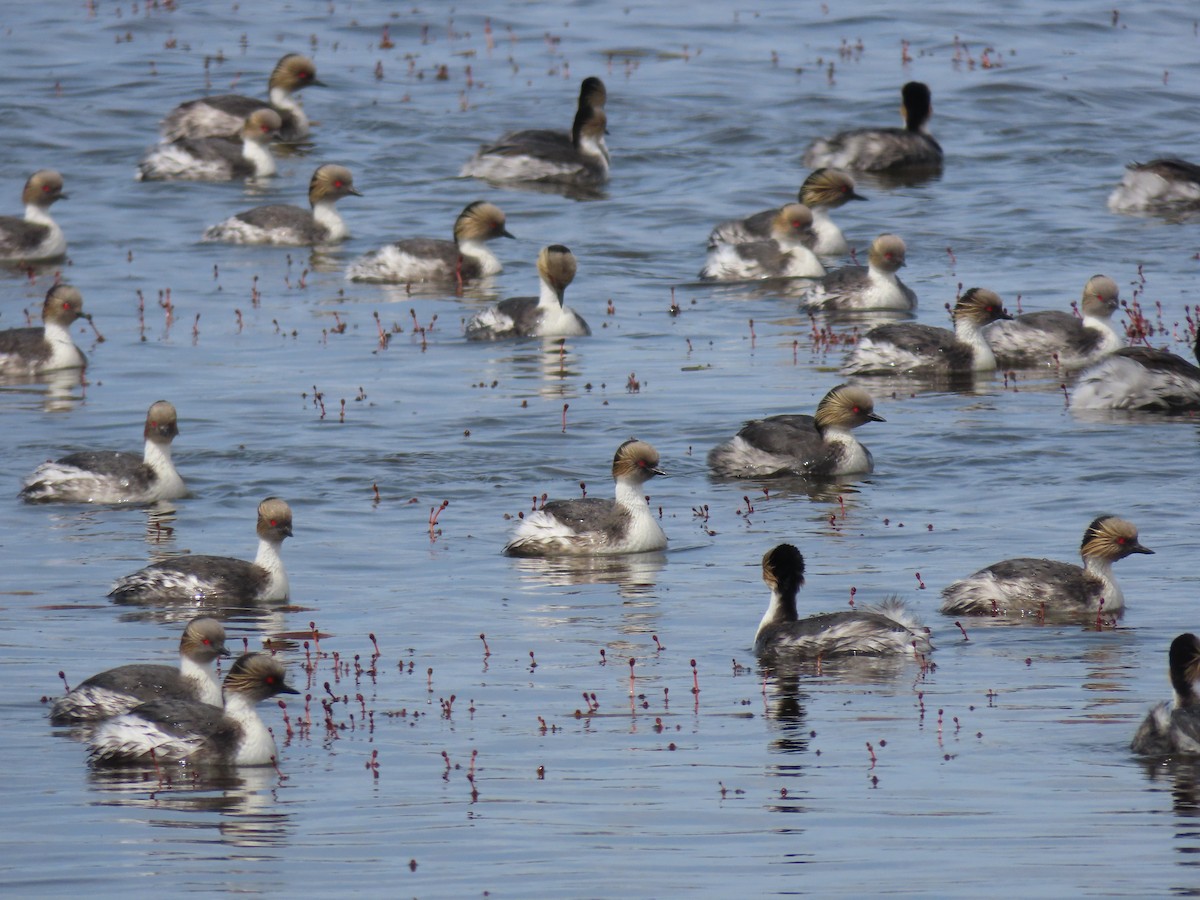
[699,203,825,281]
[708,384,882,478]
[160,53,323,142]
[754,544,932,657]
[0,170,67,263]
[202,164,360,245]
[801,233,916,312]
[985,275,1122,370]
[1070,333,1200,412]
[465,244,590,340]
[1131,633,1200,757]
[51,617,229,723]
[841,288,1010,375]
[803,82,943,173]
[1108,159,1200,215]
[504,439,667,557]
[109,497,293,604]
[346,201,512,285]
[940,515,1153,617]
[138,109,281,181]
[88,652,298,767]
[22,400,186,504]
[0,284,89,375]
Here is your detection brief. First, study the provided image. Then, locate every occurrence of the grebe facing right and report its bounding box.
[160,53,324,142]
[202,164,360,246]
[51,616,229,723]
[1131,633,1200,757]
[803,82,943,173]
[22,400,187,504]
[138,109,281,182]
[707,168,866,258]
[985,274,1122,370]
[841,288,1010,376]
[699,203,825,281]
[465,244,590,340]
[707,384,882,478]
[0,170,67,263]
[1070,333,1200,412]
[504,439,667,557]
[754,544,932,658]
[801,233,916,312]
[461,77,610,188]
[88,652,298,767]
[0,284,90,376]
[1109,159,1200,215]
[109,497,293,604]
[940,515,1154,618]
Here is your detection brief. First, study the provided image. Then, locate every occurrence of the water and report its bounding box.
[3,0,1200,895]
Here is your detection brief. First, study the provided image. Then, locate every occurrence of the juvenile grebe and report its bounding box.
[1108,159,1200,215]
[940,515,1153,617]
[202,164,360,245]
[841,288,1010,376]
[51,617,229,723]
[1070,333,1200,412]
[109,497,293,604]
[461,77,609,187]
[138,109,281,181]
[0,170,67,263]
[801,233,916,312]
[89,652,298,767]
[754,544,932,657]
[160,53,324,142]
[699,203,825,281]
[803,82,943,173]
[345,201,513,285]
[1131,634,1200,757]
[985,275,1122,370]
[504,439,667,557]
[708,384,882,478]
[22,400,186,504]
[707,168,866,258]
[465,244,590,340]
[0,284,90,375]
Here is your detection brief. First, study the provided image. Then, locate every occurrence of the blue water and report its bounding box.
[3,1,1200,895]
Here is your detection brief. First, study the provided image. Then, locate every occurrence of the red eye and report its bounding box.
[202,638,211,646]
[261,125,270,132]
[791,220,802,229]
[270,519,278,526]
[1117,536,1127,544]
[334,180,344,188]
[62,302,70,310]
[43,185,52,193]
[300,71,310,79]
[852,406,861,413]
[266,675,276,684]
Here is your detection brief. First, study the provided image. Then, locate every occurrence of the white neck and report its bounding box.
[756,587,785,639]
[577,132,609,167]
[223,690,277,765]
[536,278,563,311]
[614,478,650,512]
[25,203,56,227]
[458,236,502,275]
[143,437,185,495]
[41,320,84,369]
[268,85,305,120]
[312,200,347,241]
[24,204,65,256]
[180,654,222,707]
[1083,555,1122,609]
[955,316,999,370]
[867,263,900,285]
[254,537,289,600]
[242,138,276,177]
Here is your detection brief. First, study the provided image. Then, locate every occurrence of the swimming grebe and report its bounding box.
[1108,159,1200,215]
[803,82,943,173]
[160,53,323,142]
[699,203,825,281]
[0,170,67,263]
[138,109,281,181]
[109,497,293,604]
[461,76,609,187]
[985,275,1122,370]
[801,233,916,312]
[88,652,298,767]
[202,164,360,245]
[708,168,866,258]
[465,244,590,340]
[841,288,1010,376]
[754,544,932,657]
[345,201,513,285]
[940,515,1153,617]
[0,284,90,376]
[51,617,229,723]
[504,439,667,557]
[708,384,882,478]
[1070,333,1200,412]
[22,400,186,504]
[1131,633,1200,757]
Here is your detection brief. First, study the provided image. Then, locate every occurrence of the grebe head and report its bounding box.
[223,652,299,702]
[814,384,885,430]
[256,497,294,543]
[770,203,815,245]
[762,543,805,597]
[1080,274,1120,319]
[269,53,324,92]
[800,168,866,209]
[308,164,361,205]
[578,76,607,110]
[453,201,514,243]
[181,616,231,664]
[612,439,665,484]
[23,170,67,208]
[143,400,179,445]
[866,234,907,274]
[1080,515,1153,562]
[536,245,577,302]
[900,81,934,131]
[953,288,1011,327]
[42,284,88,327]
[243,108,283,144]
